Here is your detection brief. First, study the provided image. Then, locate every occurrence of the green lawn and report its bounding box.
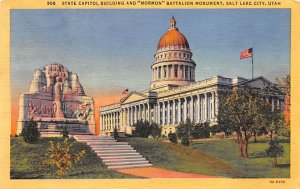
[190,137,290,178]
[120,137,241,177]
[10,137,137,179]
[11,136,290,179]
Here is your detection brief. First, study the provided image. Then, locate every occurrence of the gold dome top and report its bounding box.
[157,16,190,50]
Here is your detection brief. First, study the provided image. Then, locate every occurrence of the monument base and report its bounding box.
[17,118,95,137]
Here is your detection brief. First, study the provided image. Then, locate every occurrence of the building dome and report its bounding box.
[157,17,190,50]
[151,16,196,90]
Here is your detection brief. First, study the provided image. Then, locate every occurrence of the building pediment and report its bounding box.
[238,76,283,93]
[121,91,148,104]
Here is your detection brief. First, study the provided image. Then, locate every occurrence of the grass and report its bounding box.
[190,136,290,178]
[10,137,137,179]
[119,137,241,177]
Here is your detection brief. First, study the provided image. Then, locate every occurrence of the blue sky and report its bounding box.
[11,9,290,97]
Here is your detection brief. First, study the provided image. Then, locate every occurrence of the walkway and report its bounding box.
[117,167,218,178]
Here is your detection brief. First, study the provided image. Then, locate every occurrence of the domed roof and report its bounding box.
[157,16,190,50]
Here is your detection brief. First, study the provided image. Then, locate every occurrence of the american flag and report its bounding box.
[240,48,253,60]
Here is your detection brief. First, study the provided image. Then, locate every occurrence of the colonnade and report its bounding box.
[154,91,217,126]
[152,64,195,81]
[100,91,218,132]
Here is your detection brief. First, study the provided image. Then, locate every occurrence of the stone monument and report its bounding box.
[17,63,96,136]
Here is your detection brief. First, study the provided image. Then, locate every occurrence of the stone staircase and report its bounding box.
[73,135,152,170]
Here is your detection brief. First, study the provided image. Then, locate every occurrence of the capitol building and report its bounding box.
[100,17,284,136]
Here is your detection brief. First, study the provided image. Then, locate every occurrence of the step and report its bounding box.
[75,138,114,141]
[91,146,134,150]
[76,137,115,140]
[105,160,149,166]
[94,149,136,153]
[108,164,152,170]
[102,157,146,163]
[78,139,117,143]
[89,145,132,148]
[74,136,113,139]
[96,152,140,156]
[100,154,143,159]
[87,140,128,145]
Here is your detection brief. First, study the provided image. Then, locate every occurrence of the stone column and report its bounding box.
[183,66,185,80]
[129,107,132,126]
[147,103,150,122]
[215,91,219,117]
[212,92,215,120]
[162,101,165,125]
[197,94,201,122]
[204,93,207,121]
[157,102,161,125]
[183,97,187,122]
[271,98,275,111]
[178,98,181,123]
[190,96,194,122]
[166,101,169,124]
[172,99,176,124]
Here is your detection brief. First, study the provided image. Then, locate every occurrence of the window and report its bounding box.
[185,66,188,79]
[174,65,178,78]
[158,67,161,79]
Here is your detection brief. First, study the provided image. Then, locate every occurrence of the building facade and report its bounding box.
[100,17,284,136]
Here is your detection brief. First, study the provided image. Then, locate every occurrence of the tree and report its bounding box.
[133,120,151,138]
[61,126,69,138]
[150,122,161,139]
[266,138,284,167]
[113,127,119,140]
[218,86,266,158]
[21,120,40,143]
[43,139,85,177]
[192,122,210,139]
[181,134,190,146]
[168,132,177,143]
[275,75,290,137]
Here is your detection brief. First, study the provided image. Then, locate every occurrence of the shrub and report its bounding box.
[266,138,284,168]
[181,134,190,146]
[61,127,69,138]
[133,120,151,138]
[113,127,119,140]
[150,123,162,139]
[21,120,40,143]
[176,122,185,139]
[168,132,177,143]
[43,139,85,177]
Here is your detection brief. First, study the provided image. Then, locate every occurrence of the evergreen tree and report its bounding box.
[266,138,284,167]
[168,132,177,143]
[150,122,161,139]
[113,127,119,140]
[181,134,190,146]
[21,120,40,143]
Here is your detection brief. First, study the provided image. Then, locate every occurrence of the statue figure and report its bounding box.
[73,103,92,120]
[53,77,64,118]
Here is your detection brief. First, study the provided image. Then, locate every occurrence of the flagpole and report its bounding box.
[251,47,254,79]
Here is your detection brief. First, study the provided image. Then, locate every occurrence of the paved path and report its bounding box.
[117,167,218,178]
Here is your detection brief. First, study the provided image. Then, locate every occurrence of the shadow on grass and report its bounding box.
[249,151,268,158]
[277,164,290,168]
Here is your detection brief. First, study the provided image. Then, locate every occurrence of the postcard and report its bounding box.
[0,0,299,188]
